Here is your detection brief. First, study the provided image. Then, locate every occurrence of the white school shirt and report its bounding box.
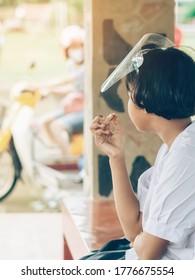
[126,121,195,260]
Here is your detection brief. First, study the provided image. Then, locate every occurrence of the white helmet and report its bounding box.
[60,25,85,49]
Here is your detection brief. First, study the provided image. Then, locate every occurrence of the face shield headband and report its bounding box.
[101,33,175,93]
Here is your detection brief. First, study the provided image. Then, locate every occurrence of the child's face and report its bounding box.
[127,91,152,132]
[67,42,84,63]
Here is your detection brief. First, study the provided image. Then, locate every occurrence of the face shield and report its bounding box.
[101,33,175,93]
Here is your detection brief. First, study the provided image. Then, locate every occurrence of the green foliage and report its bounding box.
[66,0,84,25]
[67,0,83,12]
[178,2,195,23]
[0,0,50,7]
[0,30,66,80]
[185,3,195,22]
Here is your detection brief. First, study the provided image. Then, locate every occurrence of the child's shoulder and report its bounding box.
[156,121,195,166]
[172,121,195,158]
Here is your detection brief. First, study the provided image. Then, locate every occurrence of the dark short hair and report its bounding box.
[126,47,195,120]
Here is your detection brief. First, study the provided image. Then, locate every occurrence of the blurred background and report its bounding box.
[0,0,194,214]
[0,0,83,97]
[0,0,84,213]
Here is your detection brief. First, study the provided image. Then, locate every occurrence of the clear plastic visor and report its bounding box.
[101,33,175,93]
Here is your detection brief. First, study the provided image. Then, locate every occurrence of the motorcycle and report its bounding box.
[0,81,83,202]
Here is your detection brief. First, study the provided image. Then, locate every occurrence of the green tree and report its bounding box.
[185,3,195,22]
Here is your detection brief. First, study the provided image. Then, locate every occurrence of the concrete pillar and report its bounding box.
[84,0,175,200]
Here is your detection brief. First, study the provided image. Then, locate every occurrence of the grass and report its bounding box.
[0,29,66,83]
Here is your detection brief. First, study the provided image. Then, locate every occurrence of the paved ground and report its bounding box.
[0,175,82,213]
[0,213,63,260]
[0,173,82,260]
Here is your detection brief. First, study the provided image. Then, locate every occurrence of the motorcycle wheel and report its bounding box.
[0,150,18,201]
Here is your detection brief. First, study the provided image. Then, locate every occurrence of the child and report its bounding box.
[89,33,195,260]
[38,25,85,155]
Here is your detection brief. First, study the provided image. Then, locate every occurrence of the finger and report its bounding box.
[92,115,105,124]
[90,122,106,132]
[112,114,122,132]
[94,131,113,139]
[91,127,112,136]
[90,124,113,137]
[105,113,121,131]
[104,113,117,125]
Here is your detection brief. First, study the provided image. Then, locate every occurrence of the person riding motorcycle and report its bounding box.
[0,25,85,201]
[37,25,85,156]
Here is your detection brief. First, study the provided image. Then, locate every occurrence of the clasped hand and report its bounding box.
[90,113,125,159]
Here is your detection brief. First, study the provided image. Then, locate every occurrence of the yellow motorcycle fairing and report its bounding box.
[68,134,83,155]
[15,90,41,107]
[0,89,40,153]
[0,129,12,152]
